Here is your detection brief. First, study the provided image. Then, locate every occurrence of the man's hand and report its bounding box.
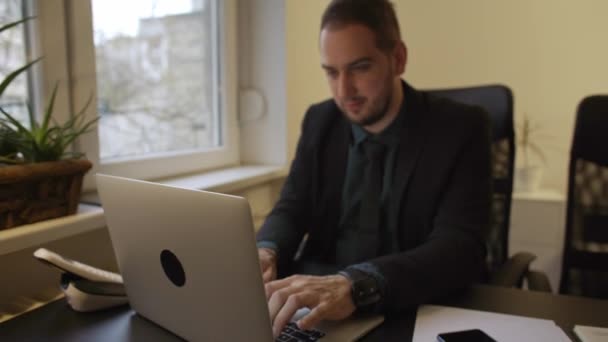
[265,274,356,337]
[258,248,277,283]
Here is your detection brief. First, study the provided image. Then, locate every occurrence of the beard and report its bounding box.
[338,76,394,127]
[340,91,392,127]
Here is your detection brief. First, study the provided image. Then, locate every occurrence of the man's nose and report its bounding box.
[337,73,355,99]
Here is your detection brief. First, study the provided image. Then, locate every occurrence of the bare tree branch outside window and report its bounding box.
[93,0,216,160]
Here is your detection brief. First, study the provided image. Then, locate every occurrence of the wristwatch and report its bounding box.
[339,269,381,314]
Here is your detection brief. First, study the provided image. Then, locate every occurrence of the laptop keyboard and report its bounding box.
[276,322,325,341]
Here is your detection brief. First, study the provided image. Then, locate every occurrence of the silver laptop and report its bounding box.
[97,174,384,341]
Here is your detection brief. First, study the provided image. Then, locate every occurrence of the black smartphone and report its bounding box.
[437,329,496,342]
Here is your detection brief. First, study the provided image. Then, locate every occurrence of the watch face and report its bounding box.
[353,275,381,309]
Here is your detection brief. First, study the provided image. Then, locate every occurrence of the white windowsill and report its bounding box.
[159,164,287,194]
[0,204,106,256]
[0,165,287,257]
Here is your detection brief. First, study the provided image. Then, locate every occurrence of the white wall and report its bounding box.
[285,0,608,193]
[238,0,287,165]
[285,1,331,160]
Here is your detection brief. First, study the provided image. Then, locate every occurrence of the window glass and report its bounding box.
[0,0,29,125]
[92,0,219,161]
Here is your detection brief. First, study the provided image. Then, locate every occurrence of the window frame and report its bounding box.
[34,0,239,191]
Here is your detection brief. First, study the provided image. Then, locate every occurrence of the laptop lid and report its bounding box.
[97,174,273,341]
[97,174,383,341]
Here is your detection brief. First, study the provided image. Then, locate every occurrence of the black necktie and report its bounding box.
[356,138,386,261]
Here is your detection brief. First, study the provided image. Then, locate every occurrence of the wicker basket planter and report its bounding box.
[0,159,92,230]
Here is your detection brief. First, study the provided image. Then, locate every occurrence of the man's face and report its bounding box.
[320,24,402,126]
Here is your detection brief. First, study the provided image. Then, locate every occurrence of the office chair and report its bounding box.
[427,85,546,288]
[559,95,608,298]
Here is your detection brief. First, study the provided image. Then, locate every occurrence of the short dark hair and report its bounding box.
[320,0,402,52]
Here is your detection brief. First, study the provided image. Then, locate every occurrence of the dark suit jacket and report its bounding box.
[257,82,492,312]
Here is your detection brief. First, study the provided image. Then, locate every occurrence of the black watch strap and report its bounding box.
[339,269,381,314]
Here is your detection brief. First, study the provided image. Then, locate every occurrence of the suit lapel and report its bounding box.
[392,84,430,217]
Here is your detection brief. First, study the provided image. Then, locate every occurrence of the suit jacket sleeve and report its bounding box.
[371,107,492,312]
[256,107,315,270]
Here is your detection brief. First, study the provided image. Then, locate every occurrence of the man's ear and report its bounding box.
[394,41,407,75]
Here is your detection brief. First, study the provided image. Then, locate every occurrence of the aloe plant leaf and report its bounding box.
[59,131,86,149]
[0,16,35,34]
[0,18,38,123]
[61,151,85,159]
[0,118,16,131]
[70,118,99,141]
[0,58,41,98]
[41,82,59,132]
[0,155,23,164]
[36,83,61,146]
[75,93,94,119]
[0,107,32,137]
[55,111,99,152]
[1,49,99,162]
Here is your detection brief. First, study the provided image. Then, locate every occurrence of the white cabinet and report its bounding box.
[509,190,566,292]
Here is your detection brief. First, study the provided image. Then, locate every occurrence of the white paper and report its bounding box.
[413,305,571,342]
[574,325,608,342]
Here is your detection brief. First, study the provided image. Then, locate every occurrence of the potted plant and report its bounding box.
[0,17,98,230]
[514,112,547,192]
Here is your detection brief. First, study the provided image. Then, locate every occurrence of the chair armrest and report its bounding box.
[489,252,536,287]
[526,270,553,292]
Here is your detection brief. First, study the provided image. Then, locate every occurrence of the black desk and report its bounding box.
[1,285,607,341]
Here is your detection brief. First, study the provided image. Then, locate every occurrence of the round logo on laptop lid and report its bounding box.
[160,249,186,287]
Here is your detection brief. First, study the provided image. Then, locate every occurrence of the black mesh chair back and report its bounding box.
[427,85,515,275]
[560,95,608,298]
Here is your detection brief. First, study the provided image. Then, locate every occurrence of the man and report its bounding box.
[257,0,492,337]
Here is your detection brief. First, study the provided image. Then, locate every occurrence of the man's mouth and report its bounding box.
[344,98,365,112]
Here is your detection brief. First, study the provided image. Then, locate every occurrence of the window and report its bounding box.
[92,0,220,161]
[33,0,239,189]
[0,0,31,125]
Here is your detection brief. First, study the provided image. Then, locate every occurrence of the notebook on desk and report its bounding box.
[413,305,570,342]
[97,174,383,341]
[574,325,608,342]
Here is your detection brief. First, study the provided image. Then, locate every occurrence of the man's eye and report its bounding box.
[326,70,338,79]
[352,64,371,72]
